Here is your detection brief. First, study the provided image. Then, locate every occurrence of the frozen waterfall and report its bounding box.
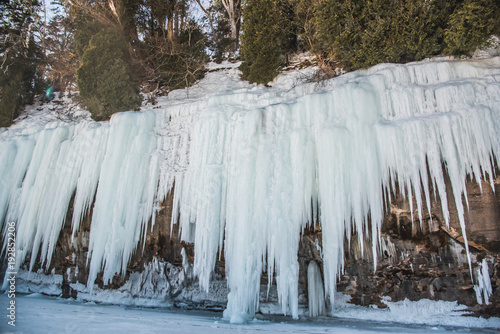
[308,261,326,317]
[1,57,500,323]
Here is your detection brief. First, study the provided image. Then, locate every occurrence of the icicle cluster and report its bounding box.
[1,58,500,322]
[474,259,493,305]
[307,261,326,317]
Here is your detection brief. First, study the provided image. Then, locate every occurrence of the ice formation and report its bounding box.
[1,57,500,322]
[307,261,326,317]
[474,259,493,305]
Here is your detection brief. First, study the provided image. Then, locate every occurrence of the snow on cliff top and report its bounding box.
[4,46,500,136]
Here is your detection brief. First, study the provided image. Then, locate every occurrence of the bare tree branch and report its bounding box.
[194,0,216,40]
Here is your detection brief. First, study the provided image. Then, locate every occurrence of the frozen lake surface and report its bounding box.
[1,293,498,333]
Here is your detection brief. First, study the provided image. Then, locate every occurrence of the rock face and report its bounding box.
[331,174,500,317]
[14,174,500,318]
[20,190,228,310]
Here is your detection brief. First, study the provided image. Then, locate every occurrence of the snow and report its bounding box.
[1,57,500,323]
[14,265,228,310]
[14,270,63,296]
[331,294,500,329]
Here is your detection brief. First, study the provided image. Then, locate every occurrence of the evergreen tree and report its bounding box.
[354,0,449,68]
[240,0,292,84]
[444,0,497,56]
[77,27,142,121]
[312,0,495,71]
[291,0,318,51]
[493,3,500,36]
[71,1,142,121]
[0,0,44,127]
[313,0,365,70]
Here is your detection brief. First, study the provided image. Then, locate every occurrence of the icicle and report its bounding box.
[1,57,500,321]
[86,111,159,289]
[307,261,326,317]
[474,259,493,305]
[181,247,189,271]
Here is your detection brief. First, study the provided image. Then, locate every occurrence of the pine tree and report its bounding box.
[354,0,448,67]
[0,0,44,127]
[313,0,365,70]
[71,1,143,121]
[444,0,497,56]
[493,3,500,36]
[312,0,496,71]
[77,28,142,121]
[240,0,292,84]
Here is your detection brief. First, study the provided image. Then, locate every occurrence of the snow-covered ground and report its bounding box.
[0,293,499,333]
[9,268,500,331]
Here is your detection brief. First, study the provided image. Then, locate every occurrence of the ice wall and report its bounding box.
[308,261,326,317]
[1,58,500,322]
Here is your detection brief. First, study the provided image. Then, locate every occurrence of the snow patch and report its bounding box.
[332,294,500,329]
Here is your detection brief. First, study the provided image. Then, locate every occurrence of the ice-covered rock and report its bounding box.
[1,57,500,322]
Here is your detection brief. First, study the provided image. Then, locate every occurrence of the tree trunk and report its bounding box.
[229,13,240,51]
[166,0,177,46]
[174,12,179,38]
[222,0,241,52]
[167,13,175,45]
